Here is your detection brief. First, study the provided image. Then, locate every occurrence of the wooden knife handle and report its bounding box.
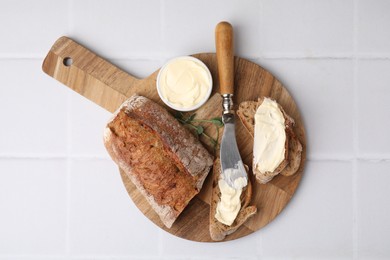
[42,36,140,113]
[215,22,234,95]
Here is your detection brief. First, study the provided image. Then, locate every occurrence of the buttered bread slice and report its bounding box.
[237,97,302,184]
[210,158,257,241]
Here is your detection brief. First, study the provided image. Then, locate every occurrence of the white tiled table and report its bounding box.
[1,0,390,259]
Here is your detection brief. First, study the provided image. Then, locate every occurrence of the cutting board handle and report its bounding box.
[42,36,141,113]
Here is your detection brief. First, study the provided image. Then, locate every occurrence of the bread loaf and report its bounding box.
[104,95,214,228]
[209,158,257,241]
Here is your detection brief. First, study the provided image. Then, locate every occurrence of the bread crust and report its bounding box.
[104,95,214,228]
[209,158,257,241]
[237,97,302,184]
[280,128,303,176]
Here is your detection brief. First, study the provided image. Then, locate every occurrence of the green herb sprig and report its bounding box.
[174,112,224,150]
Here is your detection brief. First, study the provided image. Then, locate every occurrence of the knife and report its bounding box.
[215,22,248,189]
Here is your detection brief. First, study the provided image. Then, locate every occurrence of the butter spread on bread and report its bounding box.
[253,97,286,173]
[215,168,248,226]
[236,97,302,184]
[104,95,214,228]
[210,159,257,241]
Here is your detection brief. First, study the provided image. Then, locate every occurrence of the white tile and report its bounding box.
[357,161,390,259]
[258,59,354,159]
[70,95,111,157]
[161,231,259,258]
[357,0,390,53]
[0,159,67,254]
[0,60,68,155]
[261,161,353,258]
[0,257,67,260]
[0,254,67,260]
[69,159,159,256]
[71,0,161,58]
[163,0,261,58]
[357,60,390,157]
[260,0,353,55]
[0,0,69,56]
[171,258,259,260]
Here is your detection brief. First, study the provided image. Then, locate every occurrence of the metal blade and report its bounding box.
[220,113,248,189]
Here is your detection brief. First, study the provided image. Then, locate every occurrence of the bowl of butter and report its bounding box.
[156,56,213,112]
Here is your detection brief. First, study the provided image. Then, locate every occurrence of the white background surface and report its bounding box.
[0,0,389,259]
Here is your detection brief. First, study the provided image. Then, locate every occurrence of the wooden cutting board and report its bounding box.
[42,36,306,242]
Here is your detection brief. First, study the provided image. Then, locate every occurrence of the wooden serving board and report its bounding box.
[42,36,306,242]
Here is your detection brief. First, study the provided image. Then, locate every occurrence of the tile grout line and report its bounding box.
[0,54,45,59]
[65,1,73,255]
[2,53,390,61]
[158,229,164,257]
[352,0,359,258]
[2,154,390,162]
[260,53,390,59]
[158,0,165,256]
[160,0,168,62]
[257,0,264,257]
[0,154,110,160]
[65,88,72,256]
[68,0,74,35]
[0,255,162,260]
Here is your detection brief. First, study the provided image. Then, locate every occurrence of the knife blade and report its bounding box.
[215,21,248,189]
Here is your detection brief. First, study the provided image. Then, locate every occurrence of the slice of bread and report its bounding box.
[209,158,257,241]
[280,128,303,176]
[237,97,302,183]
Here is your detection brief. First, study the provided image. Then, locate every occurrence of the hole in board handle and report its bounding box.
[63,57,73,66]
